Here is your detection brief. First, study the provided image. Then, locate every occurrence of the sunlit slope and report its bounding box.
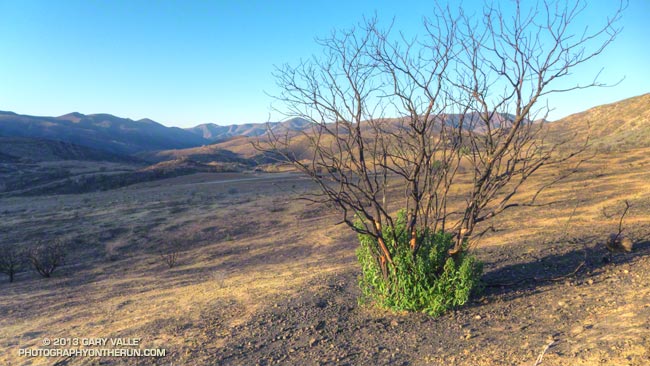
[547,93,650,150]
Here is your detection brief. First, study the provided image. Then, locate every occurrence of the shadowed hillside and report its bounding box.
[0,138,234,196]
[0,111,209,155]
[0,137,140,195]
[0,137,140,163]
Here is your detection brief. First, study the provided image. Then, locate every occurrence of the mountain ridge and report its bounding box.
[0,111,209,155]
[1,93,648,160]
[184,117,312,140]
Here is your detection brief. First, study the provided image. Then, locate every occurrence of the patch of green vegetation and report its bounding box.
[356,210,482,316]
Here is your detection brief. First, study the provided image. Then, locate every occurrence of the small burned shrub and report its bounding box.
[27,239,68,278]
[159,238,183,269]
[0,243,25,283]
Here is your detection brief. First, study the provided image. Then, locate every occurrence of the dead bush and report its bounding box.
[27,239,67,278]
[159,239,182,269]
[0,243,24,283]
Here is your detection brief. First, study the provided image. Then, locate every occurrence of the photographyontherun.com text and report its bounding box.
[18,337,166,358]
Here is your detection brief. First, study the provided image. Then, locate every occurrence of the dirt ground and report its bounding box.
[1,147,650,366]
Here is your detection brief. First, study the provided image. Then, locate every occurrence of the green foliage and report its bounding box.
[356,210,482,316]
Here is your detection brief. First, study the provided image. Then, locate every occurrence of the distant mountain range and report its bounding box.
[1,93,649,162]
[0,109,527,158]
[0,110,313,156]
[0,111,208,155]
[185,118,311,140]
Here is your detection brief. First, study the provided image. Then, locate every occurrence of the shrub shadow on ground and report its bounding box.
[479,239,650,300]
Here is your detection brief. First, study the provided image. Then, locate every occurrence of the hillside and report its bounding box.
[207,96,650,160]
[141,157,240,173]
[0,109,535,162]
[184,113,522,144]
[3,94,648,176]
[0,136,254,196]
[0,137,144,196]
[0,111,209,155]
[0,137,139,163]
[172,114,529,164]
[134,142,254,164]
[146,131,343,166]
[548,93,650,151]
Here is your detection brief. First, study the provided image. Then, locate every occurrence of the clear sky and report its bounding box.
[0,0,647,128]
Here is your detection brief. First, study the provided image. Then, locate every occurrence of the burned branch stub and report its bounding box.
[604,200,634,260]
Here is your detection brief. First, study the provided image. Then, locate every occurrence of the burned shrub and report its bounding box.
[27,239,67,278]
[0,243,24,283]
[159,238,183,269]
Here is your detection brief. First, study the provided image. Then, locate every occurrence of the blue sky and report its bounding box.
[0,0,647,128]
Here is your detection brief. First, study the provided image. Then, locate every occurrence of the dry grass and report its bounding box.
[0,172,353,365]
